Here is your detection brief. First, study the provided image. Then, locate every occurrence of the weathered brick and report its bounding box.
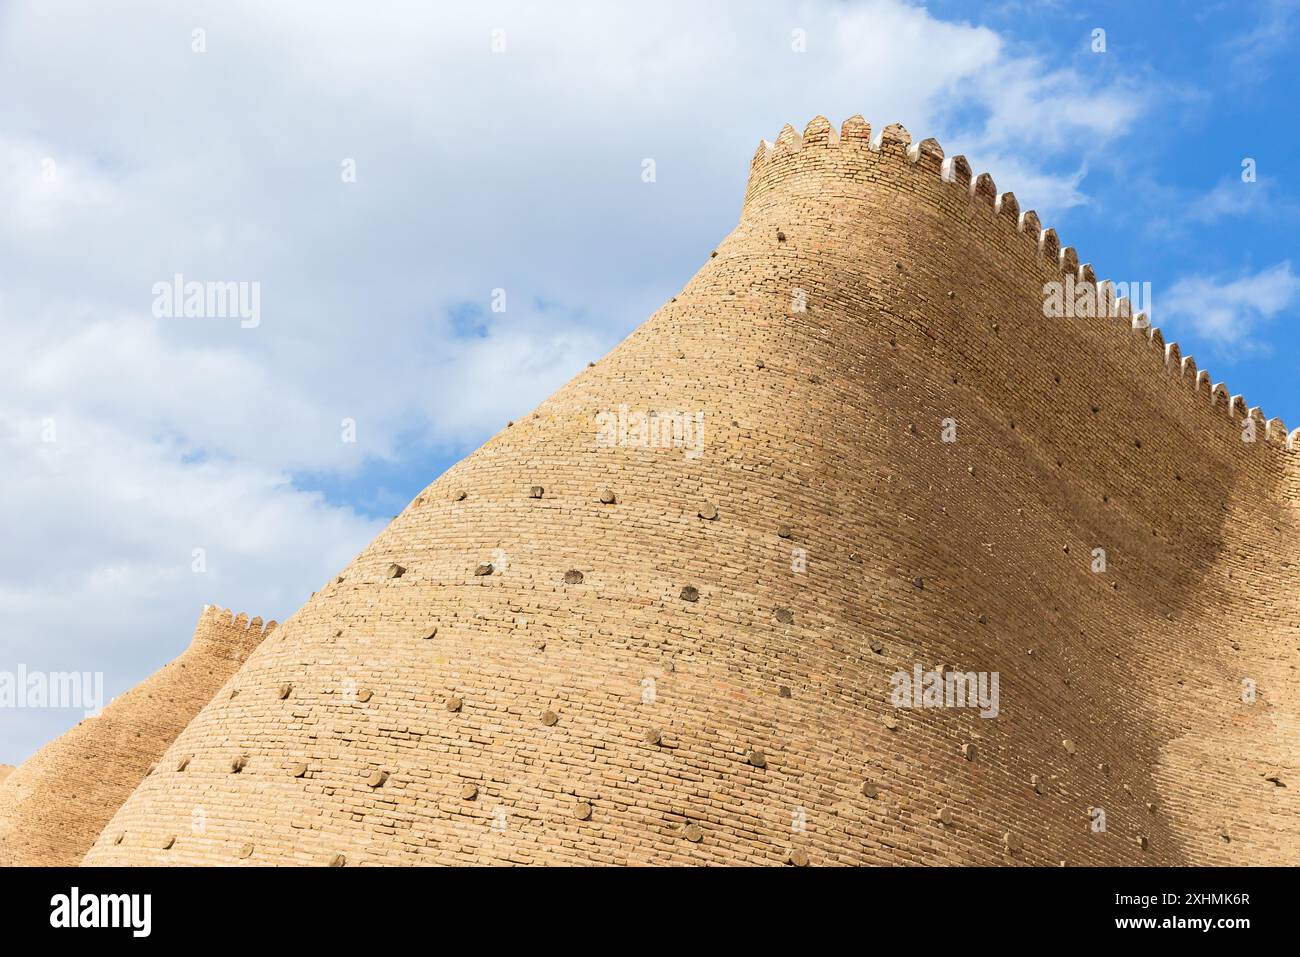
[70,115,1300,867]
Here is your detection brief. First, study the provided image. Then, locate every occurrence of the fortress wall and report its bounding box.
[1153,470,1300,862]
[741,119,1298,863]
[0,606,272,866]
[86,117,1296,866]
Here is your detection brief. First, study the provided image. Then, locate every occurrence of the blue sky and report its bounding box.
[306,0,1300,507]
[940,0,1300,415]
[1,0,1297,763]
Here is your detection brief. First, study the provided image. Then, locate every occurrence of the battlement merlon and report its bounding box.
[738,114,1287,456]
[191,604,276,659]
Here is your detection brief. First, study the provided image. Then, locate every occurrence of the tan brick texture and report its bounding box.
[83,117,1297,866]
[0,605,272,865]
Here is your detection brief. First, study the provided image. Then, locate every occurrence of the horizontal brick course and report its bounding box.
[0,606,271,866]
[82,116,1297,866]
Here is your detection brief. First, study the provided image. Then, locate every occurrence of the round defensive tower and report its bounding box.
[85,117,1298,866]
[0,606,272,866]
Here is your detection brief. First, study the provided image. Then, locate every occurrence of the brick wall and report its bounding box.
[84,117,1297,866]
[0,606,271,866]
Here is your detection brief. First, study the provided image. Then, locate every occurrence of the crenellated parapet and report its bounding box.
[743,115,1287,456]
[192,604,277,659]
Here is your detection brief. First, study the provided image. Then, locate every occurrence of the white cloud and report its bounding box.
[962,153,1093,214]
[1159,262,1300,355]
[0,0,1154,761]
[1140,174,1297,239]
[1219,0,1300,85]
[0,139,118,233]
[0,411,385,762]
[1187,177,1268,224]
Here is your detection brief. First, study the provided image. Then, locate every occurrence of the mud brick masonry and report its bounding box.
[0,606,272,865]
[9,116,1299,866]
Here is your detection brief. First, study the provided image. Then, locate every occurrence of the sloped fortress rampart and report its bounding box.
[0,606,273,866]
[85,117,1297,866]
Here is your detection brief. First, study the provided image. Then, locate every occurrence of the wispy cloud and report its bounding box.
[1184,176,1277,224]
[1219,0,1300,85]
[1160,261,1300,356]
[1144,174,1300,239]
